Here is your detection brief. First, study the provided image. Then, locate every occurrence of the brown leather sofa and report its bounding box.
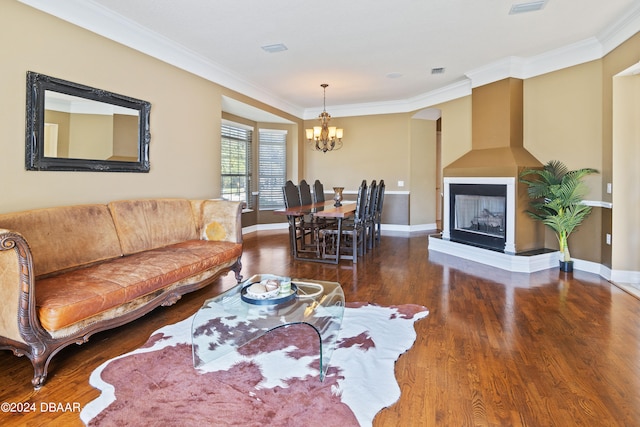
[0,198,243,389]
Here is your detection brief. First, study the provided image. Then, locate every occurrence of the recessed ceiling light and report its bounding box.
[386,72,403,79]
[261,43,288,53]
[509,0,547,14]
[431,67,446,75]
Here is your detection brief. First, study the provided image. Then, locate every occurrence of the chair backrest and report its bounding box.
[366,180,377,218]
[376,180,385,215]
[298,180,313,205]
[282,180,300,208]
[354,180,368,222]
[313,180,325,203]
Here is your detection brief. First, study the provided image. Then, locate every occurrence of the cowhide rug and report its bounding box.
[81,302,428,426]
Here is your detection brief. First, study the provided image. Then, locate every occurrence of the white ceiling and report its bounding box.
[20,0,640,121]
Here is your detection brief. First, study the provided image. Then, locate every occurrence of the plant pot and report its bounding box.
[559,260,573,273]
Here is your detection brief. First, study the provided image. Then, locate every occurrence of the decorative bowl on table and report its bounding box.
[241,275,298,305]
[245,280,281,299]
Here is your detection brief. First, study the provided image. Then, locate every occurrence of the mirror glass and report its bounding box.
[26,72,151,172]
[44,92,140,162]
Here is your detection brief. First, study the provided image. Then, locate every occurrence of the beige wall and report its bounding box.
[410,118,437,225]
[1,2,297,215]
[302,112,439,226]
[436,96,473,172]
[612,69,640,271]
[524,61,604,200]
[303,113,411,192]
[605,32,640,273]
[523,61,604,263]
[1,2,218,213]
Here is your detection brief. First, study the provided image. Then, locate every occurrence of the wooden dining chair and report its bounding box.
[283,180,300,208]
[364,180,378,251]
[321,180,368,263]
[283,179,317,255]
[313,179,325,203]
[312,178,337,230]
[298,180,313,205]
[282,180,302,256]
[374,180,385,246]
[298,179,331,254]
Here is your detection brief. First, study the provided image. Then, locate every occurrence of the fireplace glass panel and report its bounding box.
[454,194,506,238]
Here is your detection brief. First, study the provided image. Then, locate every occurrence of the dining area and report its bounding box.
[274,179,385,264]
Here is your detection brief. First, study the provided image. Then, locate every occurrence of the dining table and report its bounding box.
[274,200,357,264]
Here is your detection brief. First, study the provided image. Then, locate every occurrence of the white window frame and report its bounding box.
[221,121,253,208]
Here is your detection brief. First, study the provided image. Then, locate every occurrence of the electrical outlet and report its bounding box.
[606,233,612,245]
[398,180,404,187]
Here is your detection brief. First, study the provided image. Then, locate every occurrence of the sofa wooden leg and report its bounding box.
[28,353,50,390]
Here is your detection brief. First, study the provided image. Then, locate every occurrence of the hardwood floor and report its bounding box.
[1,230,639,426]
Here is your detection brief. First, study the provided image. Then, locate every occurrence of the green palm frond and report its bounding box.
[519,160,598,262]
[539,203,593,236]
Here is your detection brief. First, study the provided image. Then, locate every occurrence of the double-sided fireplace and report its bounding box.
[431,78,547,270]
[442,177,516,254]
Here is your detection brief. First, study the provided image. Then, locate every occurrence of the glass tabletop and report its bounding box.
[191,274,345,380]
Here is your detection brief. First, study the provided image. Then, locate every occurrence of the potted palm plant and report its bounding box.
[519,160,599,272]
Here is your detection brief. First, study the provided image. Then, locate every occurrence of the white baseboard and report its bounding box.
[243,222,435,235]
[610,269,640,284]
[242,223,287,234]
[241,223,639,285]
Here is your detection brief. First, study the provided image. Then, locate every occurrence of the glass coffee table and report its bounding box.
[191,274,345,380]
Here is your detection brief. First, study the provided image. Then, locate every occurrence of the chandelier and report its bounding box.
[306,84,343,153]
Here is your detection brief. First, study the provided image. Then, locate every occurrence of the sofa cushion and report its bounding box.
[0,205,123,277]
[109,199,198,255]
[36,240,242,332]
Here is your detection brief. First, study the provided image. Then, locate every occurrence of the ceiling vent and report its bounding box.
[431,67,446,75]
[261,43,288,53]
[509,0,547,14]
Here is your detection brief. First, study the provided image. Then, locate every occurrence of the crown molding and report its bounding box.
[304,79,473,119]
[20,0,640,120]
[18,0,305,119]
[598,2,640,55]
[465,37,604,88]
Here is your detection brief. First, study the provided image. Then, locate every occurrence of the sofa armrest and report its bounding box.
[0,229,39,345]
[190,200,243,244]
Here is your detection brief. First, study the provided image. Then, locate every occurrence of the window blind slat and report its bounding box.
[258,130,287,210]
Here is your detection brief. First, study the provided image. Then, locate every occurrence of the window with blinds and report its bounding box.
[221,123,252,208]
[258,129,287,210]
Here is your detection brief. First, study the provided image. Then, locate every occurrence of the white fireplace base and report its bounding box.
[428,235,557,273]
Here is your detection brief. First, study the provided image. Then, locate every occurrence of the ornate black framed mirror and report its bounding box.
[25,71,151,172]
